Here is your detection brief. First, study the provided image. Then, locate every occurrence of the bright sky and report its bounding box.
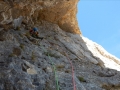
[77,0,120,59]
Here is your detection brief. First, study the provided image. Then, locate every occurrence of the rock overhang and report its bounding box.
[0,0,81,34]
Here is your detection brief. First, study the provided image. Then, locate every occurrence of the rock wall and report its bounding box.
[0,21,120,90]
[0,0,81,34]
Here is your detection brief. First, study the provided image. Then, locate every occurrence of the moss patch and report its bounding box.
[31,51,36,60]
[78,76,86,82]
[19,44,24,49]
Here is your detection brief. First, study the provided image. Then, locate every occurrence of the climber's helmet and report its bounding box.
[33,27,38,32]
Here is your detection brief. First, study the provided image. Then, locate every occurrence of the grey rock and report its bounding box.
[0,21,120,90]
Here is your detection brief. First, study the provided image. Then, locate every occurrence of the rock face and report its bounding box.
[0,0,120,90]
[0,21,120,90]
[0,0,80,34]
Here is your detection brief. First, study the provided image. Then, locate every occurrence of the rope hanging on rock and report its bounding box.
[41,46,60,90]
[64,52,76,90]
[48,53,60,90]
[38,38,76,90]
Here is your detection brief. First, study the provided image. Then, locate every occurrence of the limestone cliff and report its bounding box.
[0,0,80,34]
[0,0,120,90]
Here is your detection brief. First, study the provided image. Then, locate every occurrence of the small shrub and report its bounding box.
[16,26,21,30]
[56,64,65,69]
[19,33,24,38]
[74,58,78,60]
[24,32,30,38]
[21,56,26,59]
[56,64,65,71]
[78,76,86,82]
[59,51,66,56]
[49,53,60,58]
[19,44,24,49]
[30,39,39,45]
[44,52,49,56]
[31,52,36,60]
[42,68,47,72]
[9,53,15,57]
[65,69,71,73]
[44,51,60,58]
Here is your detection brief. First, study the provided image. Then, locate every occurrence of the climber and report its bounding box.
[29,27,43,40]
[29,27,39,37]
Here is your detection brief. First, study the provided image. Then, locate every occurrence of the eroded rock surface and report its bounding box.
[0,21,120,90]
[0,0,80,34]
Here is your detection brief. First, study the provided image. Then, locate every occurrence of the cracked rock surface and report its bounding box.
[0,21,120,90]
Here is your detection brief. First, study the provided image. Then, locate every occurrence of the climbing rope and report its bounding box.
[64,52,76,90]
[41,46,60,90]
[38,36,76,90]
[48,53,59,90]
[47,40,77,90]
